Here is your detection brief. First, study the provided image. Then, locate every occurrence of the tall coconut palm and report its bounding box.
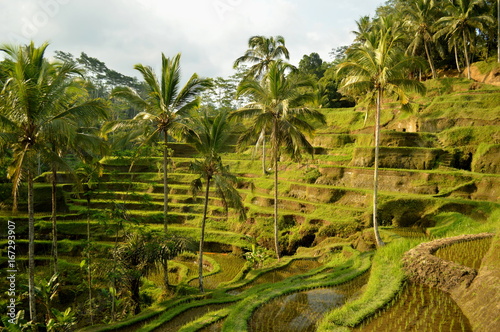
[111,53,210,287]
[352,16,375,43]
[403,0,441,78]
[47,125,108,275]
[41,77,109,276]
[234,35,290,79]
[434,0,494,78]
[0,41,108,324]
[232,61,325,259]
[189,110,246,292]
[112,53,210,234]
[234,36,291,174]
[337,26,426,247]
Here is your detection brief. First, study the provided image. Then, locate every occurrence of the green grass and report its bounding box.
[222,248,372,332]
[4,76,500,331]
[474,57,500,75]
[169,227,252,250]
[318,108,393,134]
[177,307,230,332]
[318,237,424,330]
[438,126,500,147]
[429,208,500,238]
[421,93,500,121]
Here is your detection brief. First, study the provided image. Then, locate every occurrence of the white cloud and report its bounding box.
[0,0,384,79]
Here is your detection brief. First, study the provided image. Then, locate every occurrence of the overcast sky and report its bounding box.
[1,0,384,80]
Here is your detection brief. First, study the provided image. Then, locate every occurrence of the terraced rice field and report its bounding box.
[249,273,369,332]
[354,283,471,331]
[228,259,321,295]
[154,303,230,332]
[189,253,247,289]
[434,237,493,270]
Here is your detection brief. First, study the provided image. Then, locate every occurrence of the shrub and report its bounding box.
[177,252,197,262]
[303,168,322,184]
[318,221,359,238]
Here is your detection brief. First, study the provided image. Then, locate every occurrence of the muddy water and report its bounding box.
[249,288,345,332]
[158,259,323,331]
[229,259,321,295]
[354,282,472,332]
[248,273,369,332]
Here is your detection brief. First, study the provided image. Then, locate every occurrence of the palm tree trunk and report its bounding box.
[131,278,141,315]
[163,132,170,288]
[372,89,384,248]
[463,30,471,79]
[261,130,267,175]
[424,40,436,79]
[12,189,18,214]
[163,133,169,233]
[111,229,119,322]
[87,204,93,325]
[273,119,280,260]
[51,168,58,274]
[273,152,280,259]
[198,176,211,293]
[454,45,461,73]
[28,169,37,324]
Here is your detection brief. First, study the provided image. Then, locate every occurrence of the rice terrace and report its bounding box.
[1,0,500,331]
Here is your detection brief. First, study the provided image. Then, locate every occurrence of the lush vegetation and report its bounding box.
[1,0,499,330]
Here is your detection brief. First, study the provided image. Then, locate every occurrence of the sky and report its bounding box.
[0,0,384,80]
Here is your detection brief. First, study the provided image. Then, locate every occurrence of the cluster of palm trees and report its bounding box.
[1,0,495,320]
[0,37,322,324]
[338,17,428,246]
[0,42,109,326]
[362,0,497,80]
[232,36,326,258]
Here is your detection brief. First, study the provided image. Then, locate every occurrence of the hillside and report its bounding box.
[0,77,499,331]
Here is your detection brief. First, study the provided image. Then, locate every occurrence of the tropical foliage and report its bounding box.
[234,35,292,175]
[0,41,108,323]
[188,110,246,292]
[233,60,325,258]
[112,53,211,234]
[0,0,498,328]
[337,18,426,246]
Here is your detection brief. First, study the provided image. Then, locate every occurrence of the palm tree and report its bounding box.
[189,110,246,292]
[232,61,325,259]
[403,0,441,78]
[352,16,374,43]
[234,36,291,174]
[234,35,290,79]
[337,25,426,247]
[112,53,210,287]
[0,41,108,324]
[115,231,190,314]
[46,93,109,275]
[434,0,494,79]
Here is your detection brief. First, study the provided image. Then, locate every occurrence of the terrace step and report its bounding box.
[69,199,225,215]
